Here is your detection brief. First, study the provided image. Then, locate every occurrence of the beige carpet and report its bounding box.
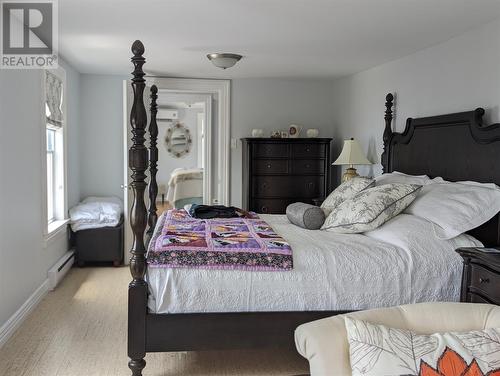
[0,267,309,376]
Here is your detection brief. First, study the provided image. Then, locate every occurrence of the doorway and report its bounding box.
[155,92,211,215]
[122,78,230,264]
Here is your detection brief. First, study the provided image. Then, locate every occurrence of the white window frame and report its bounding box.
[41,67,69,244]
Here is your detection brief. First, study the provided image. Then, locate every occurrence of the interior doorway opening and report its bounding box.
[155,92,211,215]
[122,78,230,264]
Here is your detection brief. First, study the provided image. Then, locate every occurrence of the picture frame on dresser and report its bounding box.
[241,137,333,214]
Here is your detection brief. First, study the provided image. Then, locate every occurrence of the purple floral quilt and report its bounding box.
[147,209,293,271]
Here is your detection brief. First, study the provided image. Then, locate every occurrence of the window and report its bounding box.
[44,69,67,236]
[46,128,55,222]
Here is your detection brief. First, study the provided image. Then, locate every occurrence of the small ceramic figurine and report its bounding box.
[307,128,319,138]
[251,128,264,137]
[289,124,302,138]
[271,130,281,138]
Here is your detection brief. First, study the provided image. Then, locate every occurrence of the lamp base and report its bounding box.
[342,167,359,182]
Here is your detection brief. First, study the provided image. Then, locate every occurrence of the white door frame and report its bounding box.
[122,77,230,264]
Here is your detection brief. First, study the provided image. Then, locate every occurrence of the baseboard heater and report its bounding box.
[48,250,75,290]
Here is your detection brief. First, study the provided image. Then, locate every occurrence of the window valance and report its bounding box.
[45,71,63,127]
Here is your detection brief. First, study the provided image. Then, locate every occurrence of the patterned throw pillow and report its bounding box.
[345,317,500,376]
[321,183,421,233]
[321,177,375,216]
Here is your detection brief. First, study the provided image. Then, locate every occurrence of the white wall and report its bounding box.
[0,58,80,329]
[79,74,127,200]
[64,60,82,208]
[330,18,500,181]
[230,78,335,207]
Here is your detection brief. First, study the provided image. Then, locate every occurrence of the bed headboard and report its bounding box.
[381,93,500,246]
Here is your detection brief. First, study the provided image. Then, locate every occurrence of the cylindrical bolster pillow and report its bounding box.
[286,202,325,230]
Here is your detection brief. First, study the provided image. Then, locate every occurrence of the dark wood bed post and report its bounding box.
[146,85,159,240]
[128,40,148,376]
[381,93,394,173]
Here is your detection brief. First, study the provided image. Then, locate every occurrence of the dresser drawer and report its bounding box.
[253,159,289,174]
[468,292,495,304]
[291,143,326,159]
[252,176,324,198]
[469,264,500,302]
[291,159,325,175]
[251,199,294,214]
[252,143,288,158]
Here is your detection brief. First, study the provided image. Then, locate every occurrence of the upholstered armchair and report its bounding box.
[295,302,500,376]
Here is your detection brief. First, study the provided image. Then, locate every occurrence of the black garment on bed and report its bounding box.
[188,204,249,219]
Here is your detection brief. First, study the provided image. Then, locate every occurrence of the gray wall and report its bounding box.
[230,78,335,206]
[0,58,80,329]
[330,18,500,181]
[77,75,335,207]
[64,60,82,208]
[79,74,127,200]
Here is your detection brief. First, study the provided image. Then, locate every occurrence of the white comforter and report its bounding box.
[69,197,122,232]
[146,214,481,313]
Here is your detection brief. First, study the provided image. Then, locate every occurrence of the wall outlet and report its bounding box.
[231,138,238,149]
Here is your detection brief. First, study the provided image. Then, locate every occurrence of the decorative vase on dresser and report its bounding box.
[241,137,332,214]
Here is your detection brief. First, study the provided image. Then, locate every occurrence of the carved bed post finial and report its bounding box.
[381,93,394,173]
[128,39,147,376]
[129,39,147,287]
[147,85,159,240]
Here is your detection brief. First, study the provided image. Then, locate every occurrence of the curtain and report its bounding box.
[45,71,63,127]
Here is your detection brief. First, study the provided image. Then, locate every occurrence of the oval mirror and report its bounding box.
[165,123,192,158]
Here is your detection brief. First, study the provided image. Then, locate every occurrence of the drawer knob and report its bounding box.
[480,277,490,284]
[306,148,310,152]
[267,164,271,168]
[305,164,310,168]
[261,206,268,213]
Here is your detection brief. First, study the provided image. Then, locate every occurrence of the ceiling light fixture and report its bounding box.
[207,53,242,69]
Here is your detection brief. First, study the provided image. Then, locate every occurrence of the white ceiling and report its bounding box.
[59,0,500,79]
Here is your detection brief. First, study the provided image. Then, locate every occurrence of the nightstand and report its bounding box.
[456,247,500,304]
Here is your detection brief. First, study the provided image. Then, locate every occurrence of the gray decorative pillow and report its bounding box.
[321,177,375,216]
[321,183,422,233]
[286,202,325,230]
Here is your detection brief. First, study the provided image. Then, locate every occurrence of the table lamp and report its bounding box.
[333,138,372,182]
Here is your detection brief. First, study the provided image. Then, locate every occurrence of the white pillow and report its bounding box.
[321,183,421,233]
[82,196,123,210]
[321,177,375,216]
[375,171,432,186]
[405,181,500,239]
[345,317,500,376]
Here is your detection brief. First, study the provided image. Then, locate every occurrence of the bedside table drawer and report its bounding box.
[469,264,500,302]
[468,292,494,304]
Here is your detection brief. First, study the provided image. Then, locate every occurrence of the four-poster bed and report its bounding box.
[127,40,500,375]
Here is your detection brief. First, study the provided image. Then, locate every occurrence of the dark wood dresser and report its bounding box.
[241,138,332,214]
[456,247,500,304]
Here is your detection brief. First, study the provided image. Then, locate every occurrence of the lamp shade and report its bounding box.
[333,138,371,166]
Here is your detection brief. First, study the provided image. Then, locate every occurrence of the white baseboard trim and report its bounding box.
[0,279,50,349]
